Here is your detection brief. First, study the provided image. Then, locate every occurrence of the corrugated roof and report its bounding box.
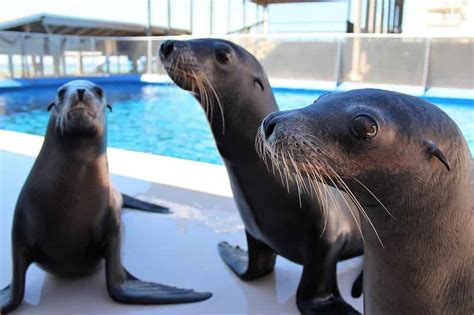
[0,14,189,36]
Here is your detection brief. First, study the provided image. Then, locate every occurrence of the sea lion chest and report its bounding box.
[225,160,313,263]
[18,159,111,276]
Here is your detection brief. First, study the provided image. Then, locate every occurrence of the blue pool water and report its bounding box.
[0,82,473,165]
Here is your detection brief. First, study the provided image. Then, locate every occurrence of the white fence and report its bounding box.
[0,31,472,90]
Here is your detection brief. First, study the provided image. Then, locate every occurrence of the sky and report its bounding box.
[0,0,350,34]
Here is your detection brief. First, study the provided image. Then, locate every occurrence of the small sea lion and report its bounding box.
[0,80,212,313]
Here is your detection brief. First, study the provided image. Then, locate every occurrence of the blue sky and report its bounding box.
[0,0,350,34]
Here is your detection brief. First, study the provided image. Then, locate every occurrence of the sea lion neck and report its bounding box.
[209,92,278,159]
[43,117,107,163]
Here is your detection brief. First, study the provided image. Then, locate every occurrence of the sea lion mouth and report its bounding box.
[159,41,205,95]
[163,65,199,93]
[255,126,340,187]
[68,106,98,119]
[160,42,225,133]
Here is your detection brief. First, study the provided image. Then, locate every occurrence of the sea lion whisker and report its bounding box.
[279,146,291,193]
[317,164,366,243]
[351,176,396,219]
[201,73,225,135]
[324,163,384,247]
[304,160,331,237]
[197,73,211,123]
[309,157,342,227]
[285,151,302,207]
[289,148,309,194]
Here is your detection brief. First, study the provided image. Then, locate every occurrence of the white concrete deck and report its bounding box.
[0,130,363,314]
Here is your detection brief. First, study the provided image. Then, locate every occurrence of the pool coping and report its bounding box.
[0,129,233,198]
[0,129,365,314]
[0,75,473,104]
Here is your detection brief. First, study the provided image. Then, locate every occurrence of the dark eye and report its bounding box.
[352,115,377,140]
[254,78,264,91]
[93,86,104,98]
[58,88,66,99]
[215,49,231,64]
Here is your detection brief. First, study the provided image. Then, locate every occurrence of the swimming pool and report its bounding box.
[0,82,473,165]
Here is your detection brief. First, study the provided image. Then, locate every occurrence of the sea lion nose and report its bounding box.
[160,40,176,58]
[77,88,86,101]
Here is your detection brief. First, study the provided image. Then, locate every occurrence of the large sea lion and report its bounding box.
[259,88,473,314]
[160,39,363,314]
[0,80,212,313]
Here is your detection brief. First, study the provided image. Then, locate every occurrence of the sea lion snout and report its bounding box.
[69,87,97,110]
[160,40,177,59]
[52,80,107,136]
[76,88,86,101]
[261,110,302,144]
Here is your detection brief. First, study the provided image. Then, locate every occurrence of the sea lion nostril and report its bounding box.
[77,88,86,101]
[160,40,175,58]
[264,120,276,139]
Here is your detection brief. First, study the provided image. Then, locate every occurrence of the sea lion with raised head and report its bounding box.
[160,39,363,314]
[259,88,473,314]
[0,80,212,313]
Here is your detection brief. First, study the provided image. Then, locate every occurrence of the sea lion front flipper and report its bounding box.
[351,271,363,298]
[297,240,360,315]
[0,246,31,314]
[104,226,211,304]
[121,193,170,214]
[218,230,276,281]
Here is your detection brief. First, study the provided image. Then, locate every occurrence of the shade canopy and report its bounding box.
[0,14,189,36]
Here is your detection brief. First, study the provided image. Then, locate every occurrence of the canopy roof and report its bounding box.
[0,14,189,36]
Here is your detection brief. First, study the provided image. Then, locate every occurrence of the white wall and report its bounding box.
[403,0,474,36]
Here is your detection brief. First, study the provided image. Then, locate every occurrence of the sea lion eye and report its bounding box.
[93,86,104,98]
[58,88,67,99]
[254,78,264,91]
[215,48,231,64]
[352,115,377,140]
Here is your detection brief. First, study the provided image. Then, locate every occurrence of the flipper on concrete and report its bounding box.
[121,194,170,214]
[218,230,276,281]
[107,268,211,305]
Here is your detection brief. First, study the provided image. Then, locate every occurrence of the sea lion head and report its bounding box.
[159,38,275,132]
[48,80,111,137]
[257,89,469,206]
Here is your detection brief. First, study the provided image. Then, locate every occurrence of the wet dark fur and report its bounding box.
[0,80,211,313]
[260,89,473,315]
[160,39,363,314]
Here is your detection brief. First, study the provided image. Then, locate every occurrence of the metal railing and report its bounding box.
[0,31,472,90]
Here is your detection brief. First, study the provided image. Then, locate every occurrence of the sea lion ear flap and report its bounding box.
[47,102,55,111]
[424,140,451,171]
[106,104,112,112]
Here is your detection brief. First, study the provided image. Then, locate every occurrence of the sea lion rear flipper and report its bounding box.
[121,193,170,214]
[108,269,212,304]
[217,230,276,281]
[0,246,31,313]
[105,228,211,305]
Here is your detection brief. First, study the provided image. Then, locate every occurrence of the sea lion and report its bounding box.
[259,88,473,314]
[160,39,363,314]
[0,80,212,313]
